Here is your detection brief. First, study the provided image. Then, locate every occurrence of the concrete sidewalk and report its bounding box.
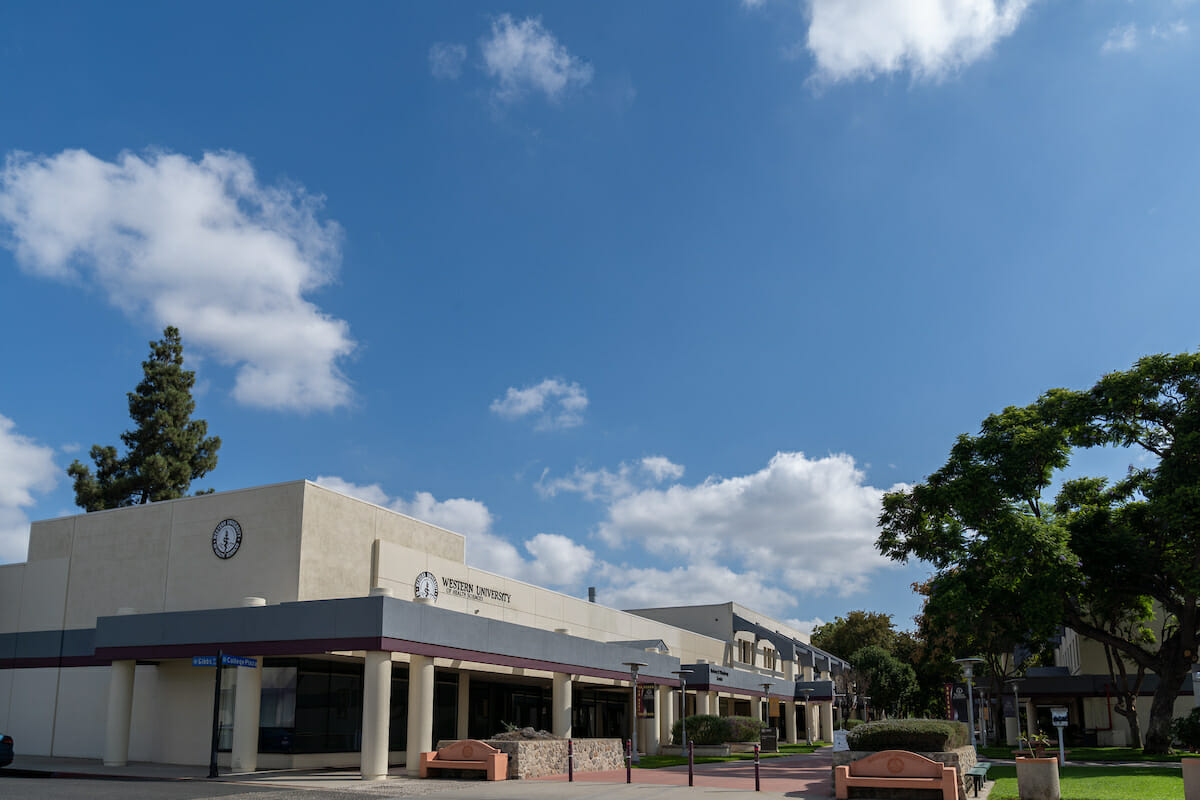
[5,751,833,798]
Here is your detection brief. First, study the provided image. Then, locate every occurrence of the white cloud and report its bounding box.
[597,451,905,596]
[805,0,1033,83]
[600,562,795,616]
[0,149,354,412]
[429,42,468,79]
[1103,23,1140,52]
[537,456,684,501]
[481,15,593,103]
[786,616,825,639]
[1103,19,1188,53]
[0,414,58,563]
[490,378,588,430]
[312,475,593,590]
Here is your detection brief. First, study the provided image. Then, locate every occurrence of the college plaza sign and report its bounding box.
[441,575,512,604]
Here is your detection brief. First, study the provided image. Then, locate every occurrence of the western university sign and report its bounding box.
[441,575,512,604]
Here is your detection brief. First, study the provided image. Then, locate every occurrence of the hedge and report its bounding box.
[670,715,767,745]
[845,719,968,752]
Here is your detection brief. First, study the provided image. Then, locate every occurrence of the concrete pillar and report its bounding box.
[230,658,263,772]
[405,654,435,776]
[820,701,835,742]
[784,701,797,744]
[552,672,572,738]
[659,685,677,748]
[1026,699,1038,734]
[456,672,471,739]
[103,659,136,766]
[361,651,392,781]
[643,685,661,755]
[697,690,714,715]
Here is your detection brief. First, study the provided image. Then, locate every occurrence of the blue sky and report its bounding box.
[1,0,1197,635]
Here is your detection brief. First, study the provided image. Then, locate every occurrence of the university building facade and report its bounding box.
[0,481,846,776]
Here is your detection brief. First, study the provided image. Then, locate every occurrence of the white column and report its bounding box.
[820,701,835,742]
[406,654,435,776]
[643,685,661,755]
[697,690,714,715]
[659,685,676,749]
[103,659,136,766]
[552,672,573,738]
[231,658,263,772]
[361,651,392,781]
[784,701,797,744]
[456,672,471,739]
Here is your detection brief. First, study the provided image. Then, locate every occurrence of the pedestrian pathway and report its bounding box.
[533,749,833,796]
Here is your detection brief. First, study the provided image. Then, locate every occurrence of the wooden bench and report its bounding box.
[418,739,508,781]
[834,749,959,800]
[966,762,991,797]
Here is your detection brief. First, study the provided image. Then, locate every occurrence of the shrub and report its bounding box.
[844,718,866,730]
[846,719,968,752]
[1172,708,1200,751]
[670,715,767,745]
[726,716,768,742]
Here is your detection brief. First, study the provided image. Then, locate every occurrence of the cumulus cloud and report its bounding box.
[597,451,905,596]
[786,617,825,639]
[0,149,354,412]
[537,456,684,501]
[481,15,593,102]
[805,0,1033,83]
[312,475,593,589]
[490,378,588,430]
[0,414,58,563]
[600,562,795,616]
[429,42,468,79]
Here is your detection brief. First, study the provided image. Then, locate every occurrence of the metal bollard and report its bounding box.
[754,743,760,792]
[626,739,632,783]
[688,740,694,786]
[568,738,574,782]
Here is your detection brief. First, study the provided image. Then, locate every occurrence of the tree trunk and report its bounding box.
[1143,663,1189,754]
[1114,704,1143,749]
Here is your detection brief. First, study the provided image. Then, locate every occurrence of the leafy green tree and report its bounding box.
[878,352,1200,754]
[68,327,220,510]
[849,644,918,718]
[812,610,899,660]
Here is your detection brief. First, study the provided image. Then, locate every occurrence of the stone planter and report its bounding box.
[436,738,623,780]
[1183,756,1200,800]
[1015,757,1060,800]
[832,746,977,799]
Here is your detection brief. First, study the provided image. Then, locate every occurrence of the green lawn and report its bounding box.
[634,742,828,769]
[977,745,1182,763]
[986,765,1184,800]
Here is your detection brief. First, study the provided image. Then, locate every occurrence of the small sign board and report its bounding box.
[832,730,850,752]
[1051,707,1069,728]
[760,727,779,753]
[192,655,258,668]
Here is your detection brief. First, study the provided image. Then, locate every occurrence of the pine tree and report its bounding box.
[68,326,221,510]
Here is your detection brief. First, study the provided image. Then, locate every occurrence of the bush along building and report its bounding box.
[0,481,847,776]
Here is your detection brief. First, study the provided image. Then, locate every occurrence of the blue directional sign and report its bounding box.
[193,655,257,668]
[222,655,258,668]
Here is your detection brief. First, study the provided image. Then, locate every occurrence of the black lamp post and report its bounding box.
[672,669,693,748]
[623,661,648,764]
[800,688,814,745]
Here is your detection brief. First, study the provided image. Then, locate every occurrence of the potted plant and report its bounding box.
[1024,731,1051,758]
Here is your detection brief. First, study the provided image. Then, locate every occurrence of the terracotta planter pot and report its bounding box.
[1015,757,1060,800]
[1183,756,1200,800]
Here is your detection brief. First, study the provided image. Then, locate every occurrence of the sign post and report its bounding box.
[1051,706,1069,765]
[195,653,259,778]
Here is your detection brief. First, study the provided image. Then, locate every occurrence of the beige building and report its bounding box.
[0,481,845,776]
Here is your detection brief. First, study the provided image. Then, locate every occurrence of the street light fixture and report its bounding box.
[800,688,814,746]
[954,657,984,749]
[623,661,648,764]
[672,669,694,748]
[761,683,773,726]
[1006,678,1023,746]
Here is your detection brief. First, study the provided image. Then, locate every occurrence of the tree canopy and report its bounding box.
[878,352,1200,753]
[811,610,899,661]
[68,327,221,510]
